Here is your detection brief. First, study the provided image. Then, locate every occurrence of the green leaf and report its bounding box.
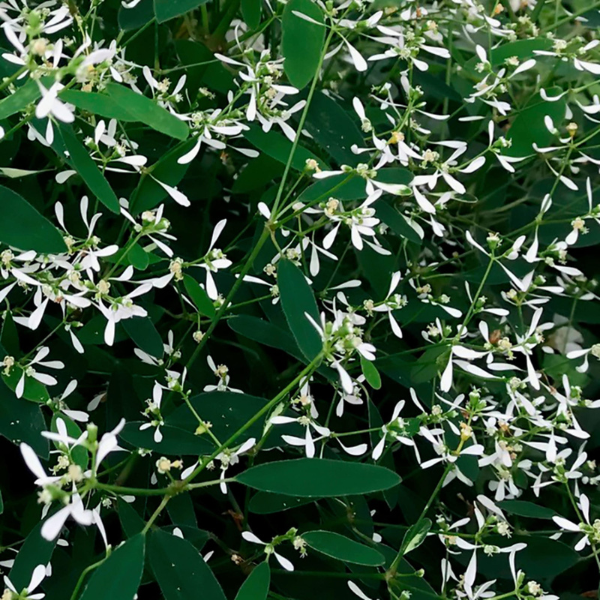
[298,174,364,204]
[118,0,154,29]
[105,83,189,141]
[121,422,213,455]
[249,492,315,514]
[411,346,449,384]
[59,90,138,121]
[0,79,41,120]
[131,138,197,213]
[228,315,302,360]
[3,366,50,403]
[0,378,48,457]
[278,259,322,361]
[122,317,164,359]
[490,38,553,65]
[282,0,325,89]
[497,500,557,520]
[302,530,385,566]
[376,167,413,189]
[118,498,145,538]
[401,518,432,555]
[164,525,210,552]
[149,529,227,600]
[183,274,216,317]
[232,155,284,194]
[241,0,262,30]
[167,493,198,528]
[236,458,401,497]
[505,88,566,158]
[9,521,57,589]
[361,356,382,389]
[80,534,145,600]
[1,311,20,357]
[0,185,66,253]
[305,92,364,165]
[244,125,326,171]
[59,127,120,214]
[128,243,150,270]
[375,199,422,245]
[169,391,267,444]
[235,562,270,600]
[154,0,209,23]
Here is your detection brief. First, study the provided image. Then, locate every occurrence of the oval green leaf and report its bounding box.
[0,79,41,120]
[229,315,302,360]
[302,530,385,566]
[504,88,566,158]
[9,521,57,589]
[241,0,261,30]
[128,242,150,270]
[249,492,315,514]
[59,89,137,121]
[278,259,322,361]
[497,500,557,520]
[282,0,325,89]
[375,199,422,245]
[59,126,120,214]
[360,356,382,390]
[122,316,164,358]
[149,529,227,600]
[121,422,213,455]
[105,83,189,141]
[401,518,432,556]
[118,0,154,30]
[235,562,270,600]
[236,458,401,497]
[305,92,364,165]
[80,534,145,600]
[0,379,48,456]
[154,0,209,23]
[0,185,66,253]
[183,274,216,317]
[244,125,325,171]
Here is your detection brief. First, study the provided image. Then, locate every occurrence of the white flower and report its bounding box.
[552,494,595,552]
[3,564,47,600]
[15,347,64,399]
[241,532,295,571]
[271,415,330,458]
[41,491,94,541]
[139,382,165,443]
[36,81,74,124]
[372,400,416,460]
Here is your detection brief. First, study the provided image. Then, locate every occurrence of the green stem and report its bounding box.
[0,66,28,93]
[542,1,600,31]
[142,495,171,534]
[96,482,172,496]
[69,554,109,600]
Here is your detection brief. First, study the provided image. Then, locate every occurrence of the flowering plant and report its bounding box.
[1,0,600,599]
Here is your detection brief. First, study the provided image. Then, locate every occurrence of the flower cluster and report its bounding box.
[0,0,599,599]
